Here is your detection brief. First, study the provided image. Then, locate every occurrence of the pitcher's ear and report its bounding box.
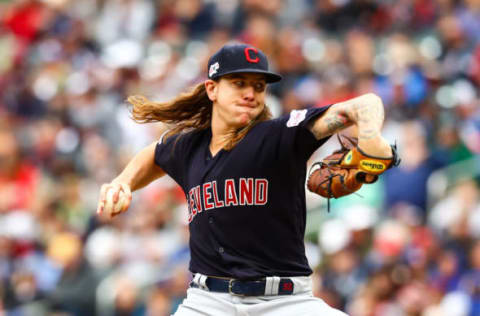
[205,80,218,102]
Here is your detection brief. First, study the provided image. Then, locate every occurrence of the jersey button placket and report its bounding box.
[208,217,214,224]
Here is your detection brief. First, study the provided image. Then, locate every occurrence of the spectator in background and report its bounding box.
[383,120,446,221]
[0,127,40,213]
[46,232,98,316]
[434,116,474,165]
[459,240,480,316]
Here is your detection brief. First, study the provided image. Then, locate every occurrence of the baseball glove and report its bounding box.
[307,134,400,210]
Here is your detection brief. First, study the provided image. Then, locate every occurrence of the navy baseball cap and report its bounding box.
[207,43,282,83]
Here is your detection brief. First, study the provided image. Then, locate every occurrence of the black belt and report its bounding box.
[190,276,295,296]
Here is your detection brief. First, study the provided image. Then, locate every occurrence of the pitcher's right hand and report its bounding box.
[97,182,132,218]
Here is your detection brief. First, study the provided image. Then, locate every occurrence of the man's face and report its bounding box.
[207,73,267,129]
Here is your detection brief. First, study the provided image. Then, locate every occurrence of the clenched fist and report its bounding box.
[97,182,132,218]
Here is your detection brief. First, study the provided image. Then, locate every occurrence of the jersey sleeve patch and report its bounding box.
[286,109,308,127]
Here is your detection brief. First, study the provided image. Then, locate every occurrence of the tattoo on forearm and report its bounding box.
[355,102,384,140]
[325,112,348,134]
[311,96,385,140]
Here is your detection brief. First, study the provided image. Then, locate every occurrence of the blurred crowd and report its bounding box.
[0,0,479,315]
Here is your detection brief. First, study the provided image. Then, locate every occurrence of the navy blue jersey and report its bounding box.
[154,107,331,280]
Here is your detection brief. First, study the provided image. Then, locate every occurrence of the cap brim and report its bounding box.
[212,69,282,83]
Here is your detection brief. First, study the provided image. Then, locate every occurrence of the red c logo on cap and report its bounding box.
[244,47,259,63]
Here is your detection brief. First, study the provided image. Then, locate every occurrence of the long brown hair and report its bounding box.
[127,82,272,150]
